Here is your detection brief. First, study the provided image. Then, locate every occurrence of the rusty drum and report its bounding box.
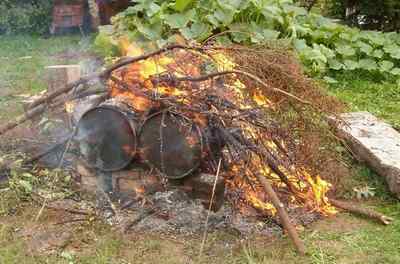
[75,98,138,171]
[138,111,203,179]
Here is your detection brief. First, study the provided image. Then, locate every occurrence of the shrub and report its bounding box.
[107,0,400,80]
[0,0,53,35]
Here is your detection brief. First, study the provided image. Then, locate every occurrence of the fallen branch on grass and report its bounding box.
[330,199,394,225]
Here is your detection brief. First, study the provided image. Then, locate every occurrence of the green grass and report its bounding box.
[0,35,91,122]
[327,73,400,129]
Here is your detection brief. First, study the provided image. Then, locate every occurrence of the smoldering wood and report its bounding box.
[112,168,163,198]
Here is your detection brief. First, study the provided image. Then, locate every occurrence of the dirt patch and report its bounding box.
[310,213,369,233]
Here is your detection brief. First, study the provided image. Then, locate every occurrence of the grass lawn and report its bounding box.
[0,35,399,263]
[0,35,90,122]
[327,73,400,130]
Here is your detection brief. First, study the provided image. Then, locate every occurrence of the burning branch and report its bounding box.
[254,171,306,255]
[163,70,312,106]
[0,43,318,137]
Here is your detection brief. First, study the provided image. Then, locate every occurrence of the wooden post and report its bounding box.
[45,65,81,126]
[45,65,81,94]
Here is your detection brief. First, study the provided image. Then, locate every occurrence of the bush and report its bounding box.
[0,0,53,35]
[107,0,400,80]
[324,0,400,32]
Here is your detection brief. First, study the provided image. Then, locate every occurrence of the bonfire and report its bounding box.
[0,40,392,255]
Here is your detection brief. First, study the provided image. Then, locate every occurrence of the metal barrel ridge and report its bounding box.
[75,98,138,171]
[138,111,203,179]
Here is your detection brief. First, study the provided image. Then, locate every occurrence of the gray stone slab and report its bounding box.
[336,112,400,198]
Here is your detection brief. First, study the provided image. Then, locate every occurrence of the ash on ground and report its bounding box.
[94,188,320,237]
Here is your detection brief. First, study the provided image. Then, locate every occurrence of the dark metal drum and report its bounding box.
[138,111,203,179]
[75,98,138,171]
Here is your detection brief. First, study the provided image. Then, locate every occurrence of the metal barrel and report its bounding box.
[75,98,138,171]
[138,111,203,179]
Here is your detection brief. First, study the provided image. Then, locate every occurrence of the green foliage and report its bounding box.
[0,0,53,35]
[109,0,400,79]
[93,26,121,58]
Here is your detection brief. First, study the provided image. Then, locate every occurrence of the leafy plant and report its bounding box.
[353,186,376,200]
[107,0,400,80]
[0,0,54,35]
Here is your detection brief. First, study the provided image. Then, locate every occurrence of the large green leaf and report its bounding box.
[229,23,250,42]
[336,44,356,57]
[163,10,196,29]
[372,49,384,58]
[358,59,377,71]
[217,0,243,10]
[293,38,307,50]
[384,44,400,59]
[261,6,284,24]
[318,44,335,59]
[174,0,193,12]
[262,29,280,40]
[357,42,373,54]
[147,3,162,17]
[301,48,327,64]
[391,68,400,75]
[328,59,344,70]
[136,21,163,40]
[180,22,211,40]
[365,31,386,46]
[379,60,394,72]
[343,60,358,70]
[213,8,235,25]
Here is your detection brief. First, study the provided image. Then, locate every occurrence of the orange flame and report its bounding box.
[108,39,337,217]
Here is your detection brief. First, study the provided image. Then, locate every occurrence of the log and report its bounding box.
[45,65,81,94]
[0,103,53,135]
[254,172,306,255]
[330,199,394,225]
[333,112,400,199]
